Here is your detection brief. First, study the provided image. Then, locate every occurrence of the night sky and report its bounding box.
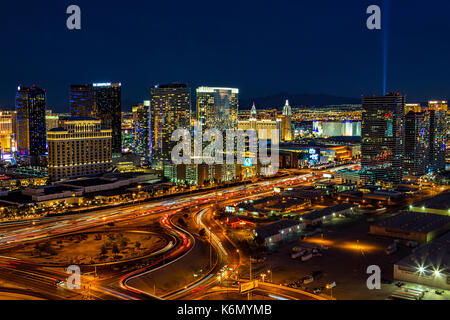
[1,0,450,111]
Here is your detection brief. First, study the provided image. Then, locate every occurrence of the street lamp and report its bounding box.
[326,284,333,299]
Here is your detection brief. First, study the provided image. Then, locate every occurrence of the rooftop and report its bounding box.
[254,220,302,239]
[302,203,354,221]
[375,211,450,233]
[396,231,450,276]
[413,191,450,211]
[61,177,118,187]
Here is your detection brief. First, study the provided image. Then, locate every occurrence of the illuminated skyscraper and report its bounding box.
[426,100,447,173]
[132,100,150,166]
[47,117,112,180]
[196,87,239,130]
[0,111,14,153]
[70,84,94,117]
[46,110,59,131]
[405,103,421,114]
[361,93,405,184]
[93,83,122,156]
[404,111,429,176]
[15,85,47,162]
[279,99,293,142]
[150,83,191,165]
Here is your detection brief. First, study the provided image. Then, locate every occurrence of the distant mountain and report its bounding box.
[240,93,361,110]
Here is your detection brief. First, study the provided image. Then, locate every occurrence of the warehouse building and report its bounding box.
[409,191,450,216]
[254,220,304,246]
[300,203,355,226]
[394,232,450,290]
[370,211,450,243]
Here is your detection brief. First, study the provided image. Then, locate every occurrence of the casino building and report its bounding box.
[47,117,112,180]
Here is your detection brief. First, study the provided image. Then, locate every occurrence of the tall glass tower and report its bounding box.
[15,85,47,164]
[361,93,405,184]
[93,83,122,156]
[70,84,94,117]
[150,83,191,165]
[196,87,239,130]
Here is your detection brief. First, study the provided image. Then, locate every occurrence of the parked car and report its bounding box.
[303,276,314,284]
[313,288,322,294]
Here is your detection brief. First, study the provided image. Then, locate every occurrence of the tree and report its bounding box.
[119,238,128,250]
[112,243,120,257]
[100,244,107,256]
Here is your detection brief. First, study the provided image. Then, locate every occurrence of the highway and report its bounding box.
[0,164,355,300]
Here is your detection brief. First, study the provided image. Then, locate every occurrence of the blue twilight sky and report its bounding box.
[1,0,450,111]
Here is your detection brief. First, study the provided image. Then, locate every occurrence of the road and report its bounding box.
[0,164,356,299]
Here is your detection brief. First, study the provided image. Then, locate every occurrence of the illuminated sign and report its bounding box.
[274,187,281,193]
[93,83,112,87]
[243,158,253,167]
[309,148,319,161]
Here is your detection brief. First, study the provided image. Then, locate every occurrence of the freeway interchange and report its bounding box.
[0,164,354,300]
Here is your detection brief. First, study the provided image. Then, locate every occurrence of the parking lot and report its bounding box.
[247,213,449,300]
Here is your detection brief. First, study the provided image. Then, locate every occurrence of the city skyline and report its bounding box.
[2,1,450,110]
[1,0,450,306]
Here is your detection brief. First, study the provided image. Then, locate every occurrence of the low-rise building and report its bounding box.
[409,191,450,216]
[370,211,450,243]
[254,219,304,246]
[394,232,450,290]
[300,203,355,225]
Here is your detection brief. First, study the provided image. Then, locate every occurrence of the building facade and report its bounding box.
[92,83,122,156]
[426,100,447,173]
[150,83,191,165]
[0,111,15,154]
[70,84,94,117]
[404,111,429,176]
[47,117,112,180]
[361,93,405,184]
[15,85,47,162]
[132,101,150,166]
[196,87,239,130]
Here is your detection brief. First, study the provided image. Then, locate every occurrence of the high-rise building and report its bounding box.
[15,85,47,161]
[132,100,150,166]
[196,87,239,130]
[405,103,421,114]
[70,84,94,117]
[361,93,405,184]
[0,111,14,153]
[426,100,447,173]
[404,111,429,176]
[46,110,60,131]
[250,102,257,119]
[47,117,112,180]
[150,83,191,165]
[92,83,122,156]
[278,99,293,142]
